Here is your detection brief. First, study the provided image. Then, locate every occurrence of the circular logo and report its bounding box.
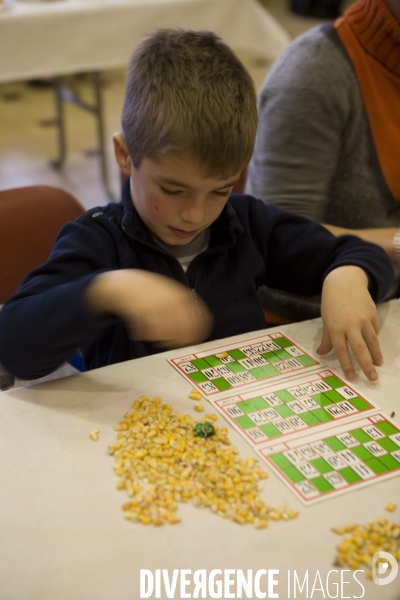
[372,551,398,586]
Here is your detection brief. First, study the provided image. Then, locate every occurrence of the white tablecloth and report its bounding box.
[0,0,291,82]
[0,300,399,599]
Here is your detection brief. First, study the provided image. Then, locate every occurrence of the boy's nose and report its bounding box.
[180,199,206,224]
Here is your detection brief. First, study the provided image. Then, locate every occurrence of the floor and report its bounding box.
[0,0,353,211]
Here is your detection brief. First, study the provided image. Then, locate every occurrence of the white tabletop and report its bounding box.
[0,300,399,599]
[0,0,290,83]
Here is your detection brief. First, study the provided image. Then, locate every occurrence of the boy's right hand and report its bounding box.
[85,269,213,348]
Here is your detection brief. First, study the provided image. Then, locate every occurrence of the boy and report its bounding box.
[0,29,394,382]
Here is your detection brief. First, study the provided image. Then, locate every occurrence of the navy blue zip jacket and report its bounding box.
[0,181,394,380]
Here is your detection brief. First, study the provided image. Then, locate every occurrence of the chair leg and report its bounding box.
[51,77,67,169]
[50,74,116,201]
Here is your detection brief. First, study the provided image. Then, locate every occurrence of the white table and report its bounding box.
[0,0,291,198]
[0,300,399,599]
[0,0,290,83]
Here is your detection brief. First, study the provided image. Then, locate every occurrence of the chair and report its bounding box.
[0,185,84,304]
[0,185,85,390]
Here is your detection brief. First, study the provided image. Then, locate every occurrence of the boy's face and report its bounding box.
[114,134,242,246]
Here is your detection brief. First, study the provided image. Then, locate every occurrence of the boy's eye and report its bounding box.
[159,186,181,195]
[159,186,231,197]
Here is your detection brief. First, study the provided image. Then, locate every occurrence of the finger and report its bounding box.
[157,313,207,347]
[154,338,181,349]
[345,329,378,381]
[362,321,383,367]
[143,305,210,347]
[178,301,213,344]
[316,324,333,356]
[126,314,176,342]
[330,332,356,380]
[155,325,206,349]
[371,310,380,335]
[189,297,213,335]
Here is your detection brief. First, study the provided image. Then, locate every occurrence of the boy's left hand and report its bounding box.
[317,265,383,381]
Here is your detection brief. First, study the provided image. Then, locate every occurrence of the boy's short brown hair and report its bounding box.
[121,28,258,179]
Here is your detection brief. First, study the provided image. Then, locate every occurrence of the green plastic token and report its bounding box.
[193,422,216,438]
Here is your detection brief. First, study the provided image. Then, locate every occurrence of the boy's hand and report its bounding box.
[86,270,213,348]
[317,265,383,381]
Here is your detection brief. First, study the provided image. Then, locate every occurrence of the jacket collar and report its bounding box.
[120,176,243,252]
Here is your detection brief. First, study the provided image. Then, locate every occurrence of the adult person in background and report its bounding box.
[246,0,400,322]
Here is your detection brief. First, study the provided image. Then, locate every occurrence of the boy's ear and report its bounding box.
[113,132,132,176]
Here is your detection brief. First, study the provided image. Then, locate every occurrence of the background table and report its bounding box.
[0,0,290,82]
[1,300,399,599]
[0,0,291,198]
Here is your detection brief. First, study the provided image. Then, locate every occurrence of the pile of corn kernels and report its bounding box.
[332,506,400,578]
[108,395,298,527]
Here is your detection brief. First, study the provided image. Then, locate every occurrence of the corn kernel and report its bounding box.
[140,515,152,525]
[386,502,396,512]
[110,394,297,528]
[189,389,202,401]
[255,518,268,529]
[194,404,204,412]
[207,414,218,421]
[332,511,400,575]
[114,423,128,431]
[89,429,99,441]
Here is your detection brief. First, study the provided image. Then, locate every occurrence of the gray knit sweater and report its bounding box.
[246,23,400,227]
[246,23,400,320]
